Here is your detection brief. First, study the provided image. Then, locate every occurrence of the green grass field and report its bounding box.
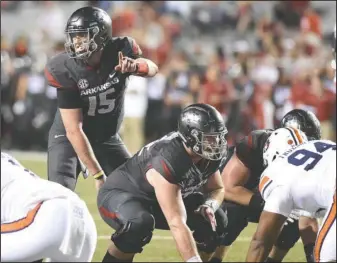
[16,156,306,262]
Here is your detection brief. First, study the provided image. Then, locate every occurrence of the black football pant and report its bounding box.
[97,187,228,254]
[220,201,300,251]
[47,132,130,191]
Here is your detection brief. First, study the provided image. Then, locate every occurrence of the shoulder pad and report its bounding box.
[250,129,272,149]
[44,52,77,89]
[115,36,143,58]
[150,135,192,184]
[235,129,272,169]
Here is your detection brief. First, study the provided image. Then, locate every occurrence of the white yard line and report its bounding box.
[7,151,47,161]
[96,235,250,241]
[97,235,303,243]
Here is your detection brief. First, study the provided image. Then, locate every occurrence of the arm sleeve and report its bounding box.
[263,186,294,218]
[56,88,82,109]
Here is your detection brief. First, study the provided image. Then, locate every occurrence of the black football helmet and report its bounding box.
[280,109,321,140]
[64,6,112,59]
[178,103,228,161]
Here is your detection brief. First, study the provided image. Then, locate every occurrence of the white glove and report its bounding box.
[285,209,316,226]
[78,158,89,179]
[284,210,300,226]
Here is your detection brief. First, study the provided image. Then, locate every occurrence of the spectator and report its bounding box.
[163,69,192,133]
[122,75,148,154]
[1,1,335,151]
[300,6,322,38]
[199,65,235,124]
[143,67,168,144]
[37,2,66,43]
[272,67,292,126]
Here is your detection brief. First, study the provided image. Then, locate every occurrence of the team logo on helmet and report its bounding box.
[77,79,89,90]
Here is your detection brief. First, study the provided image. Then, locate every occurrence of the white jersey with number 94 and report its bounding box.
[259,140,336,218]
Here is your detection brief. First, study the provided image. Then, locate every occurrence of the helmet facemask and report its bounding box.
[281,110,322,140]
[190,129,228,161]
[282,118,301,130]
[65,26,99,59]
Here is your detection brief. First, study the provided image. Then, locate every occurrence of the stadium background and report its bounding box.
[1,1,336,261]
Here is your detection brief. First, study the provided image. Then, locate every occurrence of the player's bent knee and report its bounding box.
[111,212,155,253]
[193,218,227,253]
[218,216,247,246]
[194,231,219,253]
[275,219,300,250]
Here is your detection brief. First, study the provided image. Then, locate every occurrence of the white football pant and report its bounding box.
[314,193,336,262]
[1,197,97,262]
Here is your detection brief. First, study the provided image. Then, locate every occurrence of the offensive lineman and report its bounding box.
[1,152,97,262]
[97,104,229,262]
[44,6,158,190]
[246,128,336,262]
[210,109,322,263]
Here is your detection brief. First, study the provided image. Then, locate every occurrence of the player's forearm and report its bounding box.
[134,58,158,77]
[169,222,201,262]
[66,129,102,176]
[206,187,225,210]
[223,186,254,206]
[246,239,271,262]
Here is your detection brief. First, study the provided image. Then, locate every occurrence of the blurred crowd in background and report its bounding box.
[1,1,336,154]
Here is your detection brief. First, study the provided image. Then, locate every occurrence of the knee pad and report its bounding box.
[275,219,300,250]
[219,203,248,246]
[192,213,227,254]
[193,229,219,253]
[218,219,248,247]
[111,212,155,253]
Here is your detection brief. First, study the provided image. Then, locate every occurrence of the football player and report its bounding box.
[1,152,97,262]
[210,109,321,263]
[44,7,158,191]
[97,104,228,262]
[246,128,336,262]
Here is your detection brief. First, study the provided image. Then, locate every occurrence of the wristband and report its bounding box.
[186,255,202,262]
[248,192,265,212]
[93,170,104,180]
[135,61,149,76]
[204,199,220,212]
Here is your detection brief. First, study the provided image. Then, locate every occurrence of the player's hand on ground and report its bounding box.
[114,51,137,74]
[94,174,106,191]
[194,204,217,231]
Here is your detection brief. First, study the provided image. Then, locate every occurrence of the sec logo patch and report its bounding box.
[78,79,89,90]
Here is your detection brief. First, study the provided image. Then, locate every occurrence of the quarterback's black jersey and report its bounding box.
[45,36,142,141]
[219,129,272,190]
[103,132,221,200]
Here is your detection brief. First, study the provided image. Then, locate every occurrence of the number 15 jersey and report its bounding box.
[259,140,336,218]
[45,37,142,141]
